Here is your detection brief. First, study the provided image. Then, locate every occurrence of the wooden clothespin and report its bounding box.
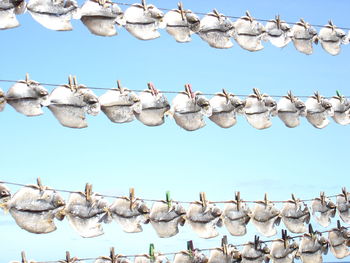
[342,187,348,202]
[129,187,135,210]
[141,0,147,11]
[85,183,93,202]
[264,193,269,206]
[282,229,288,249]
[21,251,28,263]
[177,2,185,21]
[199,192,208,208]
[320,191,326,206]
[254,235,260,249]
[235,191,241,211]
[221,235,228,255]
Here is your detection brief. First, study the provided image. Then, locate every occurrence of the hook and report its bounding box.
[221,235,228,255]
[166,191,172,210]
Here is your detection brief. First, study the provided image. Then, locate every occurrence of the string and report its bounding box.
[0,79,348,99]
[0,179,343,204]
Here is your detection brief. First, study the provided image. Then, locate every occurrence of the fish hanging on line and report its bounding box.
[277,91,306,128]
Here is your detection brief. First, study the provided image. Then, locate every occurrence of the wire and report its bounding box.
[112,1,350,31]
[13,224,350,263]
[0,79,348,99]
[0,179,343,204]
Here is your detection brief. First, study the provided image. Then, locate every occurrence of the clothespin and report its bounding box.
[85,183,92,202]
[147,82,159,96]
[199,192,208,208]
[212,9,221,19]
[264,193,268,206]
[282,229,288,249]
[149,243,155,262]
[291,193,296,202]
[342,187,348,202]
[117,80,124,93]
[287,91,296,103]
[166,191,172,210]
[275,15,281,29]
[21,251,28,263]
[187,240,194,258]
[177,2,185,21]
[254,235,260,249]
[222,89,231,103]
[67,75,74,91]
[308,224,316,239]
[36,177,45,192]
[129,187,135,210]
[320,192,326,206]
[59,251,78,263]
[235,191,241,211]
[337,220,342,230]
[110,247,117,263]
[221,235,228,255]
[185,84,195,99]
[245,11,253,22]
[253,88,262,100]
[141,0,147,11]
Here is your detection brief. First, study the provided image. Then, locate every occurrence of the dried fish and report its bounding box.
[318,21,346,56]
[305,92,333,129]
[291,19,318,55]
[277,91,306,128]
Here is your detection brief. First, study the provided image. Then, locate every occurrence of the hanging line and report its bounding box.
[0,79,348,99]
[0,179,343,205]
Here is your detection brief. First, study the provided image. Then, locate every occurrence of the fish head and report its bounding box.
[50,191,65,208]
[174,203,186,215]
[196,95,212,116]
[79,87,101,116]
[0,184,11,201]
[135,200,150,214]
[186,11,200,31]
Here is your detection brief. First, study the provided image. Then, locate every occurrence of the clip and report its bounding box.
[199,192,208,208]
[85,183,93,202]
[177,2,185,21]
[264,193,268,206]
[221,235,228,255]
[187,240,194,258]
[320,191,326,206]
[254,235,260,250]
[141,0,147,11]
[282,229,288,249]
[20,251,28,263]
[235,191,241,211]
[185,84,195,99]
[253,88,262,100]
[60,251,78,263]
[36,177,45,192]
[166,191,172,210]
[342,187,348,202]
[129,187,135,210]
[147,82,159,96]
[149,243,155,262]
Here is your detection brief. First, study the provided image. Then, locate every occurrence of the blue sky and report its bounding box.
[1,0,350,262]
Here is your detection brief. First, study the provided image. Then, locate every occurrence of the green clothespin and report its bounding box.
[336,90,344,102]
[187,240,194,259]
[166,191,172,209]
[149,243,155,262]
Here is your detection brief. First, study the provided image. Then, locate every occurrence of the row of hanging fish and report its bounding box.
[1,181,349,239]
[1,0,349,55]
[1,74,350,130]
[8,224,350,263]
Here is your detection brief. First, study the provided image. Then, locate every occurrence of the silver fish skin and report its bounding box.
[135,88,170,126]
[244,91,277,130]
[124,3,164,40]
[270,239,298,263]
[208,246,241,263]
[277,94,306,128]
[336,192,350,224]
[250,202,280,237]
[109,198,149,233]
[318,22,346,56]
[99,88,141,123]
[164,9,200,43]
[291,20,318,55]
[27,0,78,31]
[0,0,25,29]
[305,93,334,129]
[134,254,167,263]
[241,242,269,263]
[48,85,100,128]
[174,250,208,263]
[65,192,109,238]
[233,12,265,52]
[186,203,222,239]
[264,17,291,48]
[0,88,6,112]
[6,186,65,234]
[171,92,212,131]
[79,0,125,37]
[329,96,350,125]
[223,201,250,236]
[299,234,328,263]
[198,11,234,49]
[209,92,244,128]
[328,228,350,259]
[281,201,310,233]
[149,201,186,238]
[6,78,49,116]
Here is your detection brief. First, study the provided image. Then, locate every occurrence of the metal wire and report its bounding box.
[0,179,344,204]
[0,79,348,99]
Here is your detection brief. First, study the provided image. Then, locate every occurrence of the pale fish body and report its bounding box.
[198,11,234,49]
[149,201,186,238]
[6,77,49,116]
[186,203,222,239]
[0,88,6,112]
[134,254,166,263]
[270,240,298,263]
[291,19,317,55]
[223,201,250,236]
[244,89,277,130]
[99,87,141,123]
[264,17,291,48]
[328,228,350,259]
[94,258,131,263]
[109,198,149,233]
[48,84,100,128]
[0,0,25,29]
[164,8,200,43]
[27,0,78,31]
[6,186,65,234]
[299,234,328,263]
[171,86,212,131]
[241,242,269,263]
[135,84,170,126]
[305,93,333,129]
[336,192,350,224]
[80,0,125,37]
[65,192,109,238]
[318,21,346,56]
[233,12,265,52]
[250,202,280,237]
[281,200,310,233]
[329,96,350,125]
[124,3,164,40]
[174,250,208,263]
[311,197,336,227]
[208,246,241,263]
[277,93,306,128]
[209,91,244,128]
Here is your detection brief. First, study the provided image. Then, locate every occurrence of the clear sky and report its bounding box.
[0,0,349,262]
